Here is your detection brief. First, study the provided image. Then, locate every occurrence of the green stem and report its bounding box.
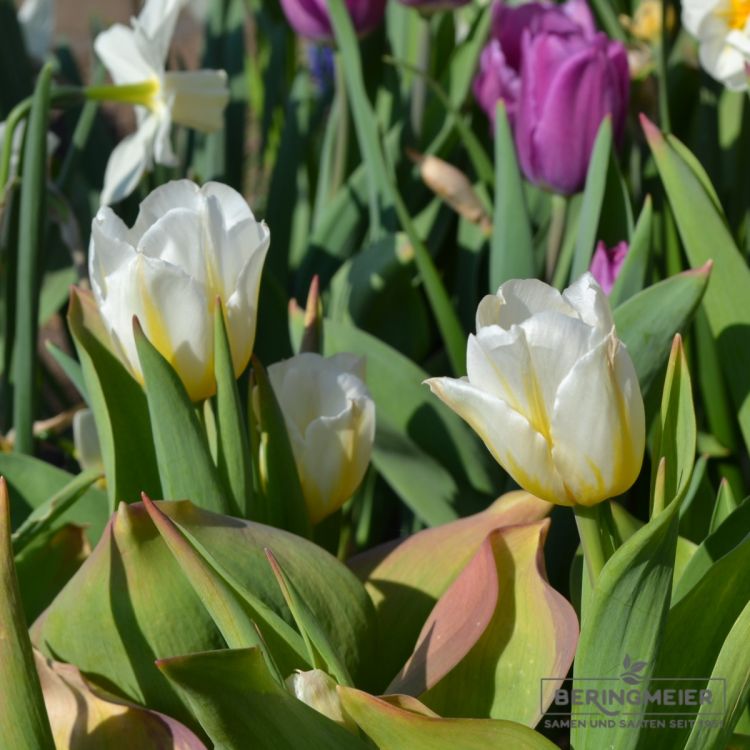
[330,54,350,198]
[573,502,611,586]
[655,0,672,132]
[0,86,82,189]
[410,14,431,140]
[545,193,568,282]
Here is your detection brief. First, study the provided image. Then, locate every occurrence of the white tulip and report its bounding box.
[682,0,750,89]
[426,274,645,507]
[73,409,104,475]
[93,0,229,205]
[89,179,269,402]
[262,353,376,524]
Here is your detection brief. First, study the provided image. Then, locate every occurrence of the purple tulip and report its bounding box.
[279,0,387,42]
[589,240,629,294]
[473,0,629,195]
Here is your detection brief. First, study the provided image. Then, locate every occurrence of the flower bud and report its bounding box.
[279,0,386,42]
[286,670,357,732]
[262,353,375,524]
[589,240,629,294]
[426,274,645,507]
[89,179,270,402]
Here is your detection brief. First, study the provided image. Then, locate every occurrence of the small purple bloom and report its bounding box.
[279,0,387,42]
[308,44,335,92]
[590,240,629,294]
[473,0,629,195]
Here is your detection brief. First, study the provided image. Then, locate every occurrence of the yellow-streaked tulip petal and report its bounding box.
[425,376,569,505]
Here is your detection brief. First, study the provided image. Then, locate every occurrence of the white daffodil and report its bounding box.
[261,353,376,524]
[683,0,750,89]
[426,274,645,507]
[17,0,54,61]
[93,0,229,205]
[89,179,270,402]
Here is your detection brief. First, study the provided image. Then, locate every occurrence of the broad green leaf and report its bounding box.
[650,335,697,513]
[683,600,750,750]
[673,496,750,604]
[68,288,161,508]
[15,524,88,623]
[710,478,739,532]
[45,341,88,403]
[141,495,300,681]
[12,467,101,553]
[489,102,535,291]
[213,304,253,518]
[643,115,750,454]
[394,521,578,725]
[348,491,551,691]
[338,687,558,749]
[323,318,500,498]
[0,452,108,545]
[34,500,376,728]
[12,63,52,454]
[36,650,207,749]
[609,195,652,307]
[251,358,311,536]
[157,648,369,750]
[0,479,55,749]
[134,320,229,514]
[266,548,352,685]
[613,264,711,395]
[635,530,750,748]
[571,497,681,750]
[371,417,460,527]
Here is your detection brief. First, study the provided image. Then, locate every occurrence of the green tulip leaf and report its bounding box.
[134,318,229,515]
[348,491,551,691]
[393,520,578,725]
[0,479,55,749]
[643,115,750,455]
[157,648,370,750]
[613,264,711,396]
[338,687,558,749]
[34,500,376,730]
[609,195,652,307]
[68,288,161,508]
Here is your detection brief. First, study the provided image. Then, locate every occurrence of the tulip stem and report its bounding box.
[545,194,568,282]
[410,14,431,140]
[330,54,350,198]
[573,502,611,585]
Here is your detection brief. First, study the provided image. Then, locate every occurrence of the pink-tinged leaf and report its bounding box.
[396,521,578,726]
[338,687,558,750]
[36,650,207,749]
[348,491,552,690]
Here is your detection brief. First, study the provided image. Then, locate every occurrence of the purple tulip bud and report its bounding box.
[279,0,386,42]
[589,240,629,294]
[473,0,629,195]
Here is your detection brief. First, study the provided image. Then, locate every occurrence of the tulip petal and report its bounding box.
[100,115,157,206]
[550,332,645,505]
[562,271,615,332]
[202,181,258,230]
[89,207,137,298]
[477,278,576,330]
[130,180,203,241]
[426,377,569,504]
[93,24,155,85]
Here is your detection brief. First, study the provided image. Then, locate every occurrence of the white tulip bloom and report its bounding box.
[18,0,54,61]
[683,0,750,89]
[426,274,645,507]
[286,670,357,732]
[89,179,270,402]
[263,353,376,524]
[93,0,229,205]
